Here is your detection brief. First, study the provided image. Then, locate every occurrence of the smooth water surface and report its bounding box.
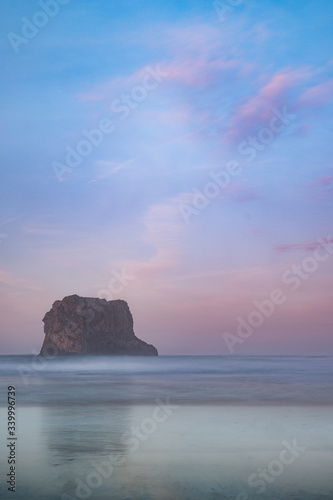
[0,355,332,499]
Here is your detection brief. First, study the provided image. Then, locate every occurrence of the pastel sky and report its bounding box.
[0,0,332,354]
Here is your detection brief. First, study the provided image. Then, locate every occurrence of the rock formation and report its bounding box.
[40,295,158,356]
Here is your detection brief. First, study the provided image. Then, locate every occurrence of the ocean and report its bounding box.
[0,355,332,499]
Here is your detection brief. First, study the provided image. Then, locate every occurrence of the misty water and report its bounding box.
[0,355,333,499]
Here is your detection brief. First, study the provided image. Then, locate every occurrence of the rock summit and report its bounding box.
[40,295,158,356]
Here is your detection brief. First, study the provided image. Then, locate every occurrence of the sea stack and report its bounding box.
[40,295,158,356]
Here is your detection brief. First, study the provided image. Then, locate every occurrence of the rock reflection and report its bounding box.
[42,403,130,458]
[41,396,132,498]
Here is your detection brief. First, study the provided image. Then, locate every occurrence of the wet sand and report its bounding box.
[1,404,332,499]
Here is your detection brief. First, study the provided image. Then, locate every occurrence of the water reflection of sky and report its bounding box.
[1,357,333,498]
[3,404,331,500]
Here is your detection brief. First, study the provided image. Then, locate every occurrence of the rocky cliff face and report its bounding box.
[40,295,158,356]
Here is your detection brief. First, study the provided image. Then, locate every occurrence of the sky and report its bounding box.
[0,0,332,355]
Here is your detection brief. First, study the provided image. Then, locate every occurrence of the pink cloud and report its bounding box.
[76,22,237,103]
[0,268,42,292]
[233,189,261,203]
[225,67,309,144]
[298,78,333,108]
[101,194,191,293]
[305,175,333,199]
[317,177,332,186]
[276,237,333,253]
[295,124,311,135]
[217,182,262,203]
[77,54,238,104]
[162,56,238,87]
[76,65,165,103]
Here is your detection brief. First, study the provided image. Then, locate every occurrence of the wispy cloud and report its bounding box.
[276,238,333,253]
[298,78,333,108]
[91,158,139,181]
[0,269,42,292]
[225,67,309,144]
[0,215,24,228]
[115,194,191,283]
[22,223,70,237]
[305,175,333,199]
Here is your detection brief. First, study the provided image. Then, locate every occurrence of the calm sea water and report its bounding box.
[0,355,332,499]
